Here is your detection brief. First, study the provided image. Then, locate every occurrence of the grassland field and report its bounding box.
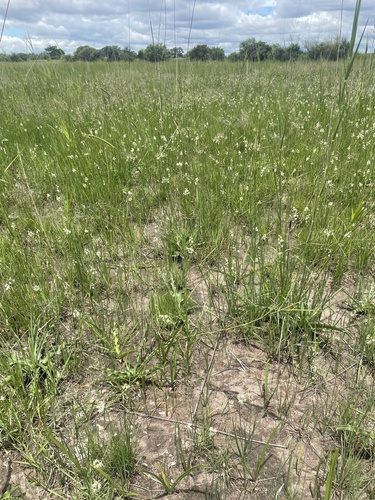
[0,57,374,499]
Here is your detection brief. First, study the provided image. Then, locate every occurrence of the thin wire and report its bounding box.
[187,0,196,53]
[157,0,162,44]
[0,0,11,45]
[164,0,167,46]
[174,0,177,50]
[147,0,155,46]
[127,0,131,50]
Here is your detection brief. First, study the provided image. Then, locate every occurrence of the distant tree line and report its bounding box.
[0,38,351,63]
[228,37,350,61]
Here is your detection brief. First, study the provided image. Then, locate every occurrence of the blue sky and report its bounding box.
[0,1,373,55]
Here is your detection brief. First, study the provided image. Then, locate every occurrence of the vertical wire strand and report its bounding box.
[0,0,11,45]
[187,0,196,53]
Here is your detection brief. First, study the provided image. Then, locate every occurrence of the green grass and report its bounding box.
[0,54,374,498]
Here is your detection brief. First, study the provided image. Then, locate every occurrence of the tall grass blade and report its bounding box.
[325,450,338,500]
[348,0,362,58]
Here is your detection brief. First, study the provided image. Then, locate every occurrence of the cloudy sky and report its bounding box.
[0,1,374,55]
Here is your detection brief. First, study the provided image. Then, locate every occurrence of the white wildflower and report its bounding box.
[237,394,246,405]
[91,479,102,493]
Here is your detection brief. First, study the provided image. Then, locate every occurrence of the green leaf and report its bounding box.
[325,450,338,500]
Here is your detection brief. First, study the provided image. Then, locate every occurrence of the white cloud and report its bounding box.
[0,0,373,55]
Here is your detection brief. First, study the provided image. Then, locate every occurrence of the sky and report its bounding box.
[0,1,374,55]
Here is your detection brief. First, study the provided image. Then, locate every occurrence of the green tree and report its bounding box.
[38,52,51,60]
[288,43,302,61]
[9,52,28,62]
[122,47,137,61]
[210,47,225,61]
[305,37,349,61]
[100,45,123,61]
[44,45,65,60]
[143,44,170,62]
[228,52,240,62]
[271,44,287,61]
[169,47,184,58]
[271,43,302,61]
[338,39,350,58]
[73,46,101,61]
[239,38,272,61]
[187,44,211,61]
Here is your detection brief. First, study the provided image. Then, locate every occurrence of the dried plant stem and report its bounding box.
[129,410,287,449]
[192,335,220,420]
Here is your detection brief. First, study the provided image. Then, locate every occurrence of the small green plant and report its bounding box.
[346,285,375,317]
[150,275,193,331]
[337,286,375,370]
[0,324,71,445]
[89,424,138,490]
[0,486,24,499]
[97,353,160,392]
[163,221,197,264]
[233,421,281,485]
[85,320,139,363]
[24,415,138,498]
[143,462,206,494]
[175,424,194,471]
[230,252,336,359]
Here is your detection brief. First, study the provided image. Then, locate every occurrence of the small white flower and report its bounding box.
[122,188,133,201]
[324,228,333,238]
[91,479,102,493]
[97,400,106,414]
[213,133,225,144]
[159,314,172,324]
[183,188,190,196]
[237,394,246,405]
[4,279,14,292]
